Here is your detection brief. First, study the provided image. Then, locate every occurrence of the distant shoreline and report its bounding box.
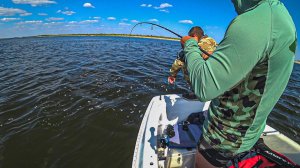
[295,60,300,64]
[36,34,180,41]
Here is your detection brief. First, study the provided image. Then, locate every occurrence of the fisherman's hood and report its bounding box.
[231,0,264,14]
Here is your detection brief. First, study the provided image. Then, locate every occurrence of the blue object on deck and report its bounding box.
[168,123,202,149]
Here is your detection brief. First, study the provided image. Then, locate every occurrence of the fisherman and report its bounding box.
[168,26,217,86]
[180,0,297,167]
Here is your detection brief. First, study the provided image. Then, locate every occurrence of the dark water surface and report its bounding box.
[0,37,299,168]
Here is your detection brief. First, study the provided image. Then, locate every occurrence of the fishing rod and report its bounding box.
[130,22,183,38]
[129,22,212,57]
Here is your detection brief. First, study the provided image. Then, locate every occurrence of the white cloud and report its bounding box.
[68,21,77,24]
[65,24,76,27]
[12,0,56,6]
[131,20,139,23]
[203,25,225,42]
[148,19,158,22]
[38,13,48,16]
[80,20,98,24]
[204,26,221,30]
[122,18,128,21]
[44,22,63,26]
[141,4,152,7]
[47,17,64,21]
[57,10,75,16]
[94,16,101,19]
[107,17,116,21]
[0,7,28,16]
[24,20,43,24]
[179,20,193,24]
[154,3,172,9]
[0,18,21,22]
[119,22,131,26]
[83,3,95,8]
[159,9,169,13]
[20,12,32,16]
[65,20,98,27]
[17,20,43,25]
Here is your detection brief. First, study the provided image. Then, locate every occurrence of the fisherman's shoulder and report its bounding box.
[200,37,217,46]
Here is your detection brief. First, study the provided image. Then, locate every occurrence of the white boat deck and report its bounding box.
[132,95,300,168]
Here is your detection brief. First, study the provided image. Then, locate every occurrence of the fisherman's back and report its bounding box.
[183,0,297,156]
[202,0,297,154]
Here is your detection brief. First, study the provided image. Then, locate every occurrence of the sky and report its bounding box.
[0,0,299,59]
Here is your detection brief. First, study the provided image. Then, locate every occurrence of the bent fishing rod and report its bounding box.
[130,22,212,57]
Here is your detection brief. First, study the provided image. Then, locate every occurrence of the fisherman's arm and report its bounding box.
[184,20,268,101]
[168,59,184,84]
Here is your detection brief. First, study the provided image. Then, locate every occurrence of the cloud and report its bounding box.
[93,16,101,19]
[57,10,75,16]
[119,22,131,26]
[154,3,172,9]
[38,13,48,16]
[121,18,128,21]
[17,20,43,25]
[204,26,221,30]
[107,17,116,21]
[131,20,139,23]
[179,20,193,24]
[68,21,77,24]
[83,3,95,8]
[79,20,98,24]
[65,24,76,27]
[57,10,76,16]
[0,18,21,22]
[64,20,98,27]
[148,19,158,22]
[44,22,63,26]
[159,9,169,13]
[203,25,225,42]
[141,4,152,7]
[0,7,28,16]
[12,0,56,6]
[46,17,64,21]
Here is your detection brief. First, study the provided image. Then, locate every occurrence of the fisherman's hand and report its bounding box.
[168,76,176,85]
[180,36,199,48]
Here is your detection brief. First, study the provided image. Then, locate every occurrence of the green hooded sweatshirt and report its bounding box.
[184,0,297,154]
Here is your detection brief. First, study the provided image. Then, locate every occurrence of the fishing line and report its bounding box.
[148,24,174,91]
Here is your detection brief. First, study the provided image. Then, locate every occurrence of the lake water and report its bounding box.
[0,36,299,168]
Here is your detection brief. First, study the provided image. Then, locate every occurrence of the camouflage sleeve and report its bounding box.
[198,37,218,60]
[170,59,184,77]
